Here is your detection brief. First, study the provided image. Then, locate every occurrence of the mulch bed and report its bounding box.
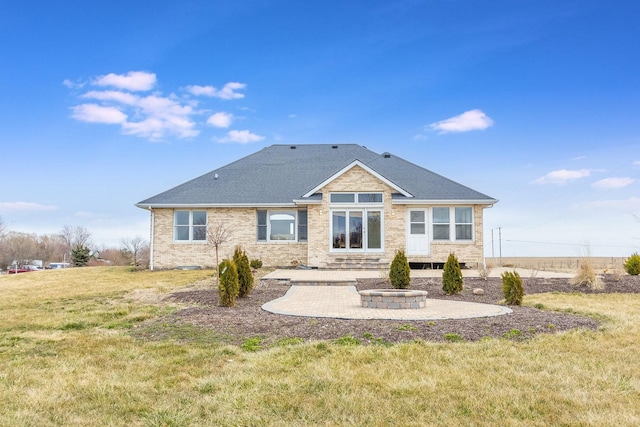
[149,274,639,347]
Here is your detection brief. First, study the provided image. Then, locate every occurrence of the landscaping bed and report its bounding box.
[150,274,638,348]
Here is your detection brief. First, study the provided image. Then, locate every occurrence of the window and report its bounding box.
[432,207,450,240]
[331,209,382,251]
[298,210,308,242]
[455,207,473,240]
[330,192,383,204]
[432,207,473,241]
[256,209,307,242]
[174,210,207,242]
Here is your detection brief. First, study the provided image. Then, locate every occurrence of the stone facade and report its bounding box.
[149,165,487,270]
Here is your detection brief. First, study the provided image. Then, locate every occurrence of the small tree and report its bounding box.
[233,245,254,297]
[442,252,463,295]
[501,271,524,305]
[71,245,91,267]
[389,249,411,289]
[207,222,231,285]
[218,259,239,307]
[624,252,640,275]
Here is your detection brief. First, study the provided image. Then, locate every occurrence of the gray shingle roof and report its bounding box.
[136,144,497,207]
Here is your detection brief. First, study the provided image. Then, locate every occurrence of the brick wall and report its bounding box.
[149,167,487,269]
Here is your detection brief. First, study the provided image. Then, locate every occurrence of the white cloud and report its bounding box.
[68,72,251,141]
[92,71,156,91]
[0,202,58,212]
[71,104,127,124]
[62,79,85,90]
[207,112,234,128]
[429,109,494,133]
[186,82,246,100]
[533,169,592,185]
[592,177,636,189]
[82,90,138,105]
[217,130,265,144]
[634,160,640,167]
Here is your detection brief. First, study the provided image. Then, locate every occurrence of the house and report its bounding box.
[136,144,497,270]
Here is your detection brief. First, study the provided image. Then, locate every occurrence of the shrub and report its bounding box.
[233,246,254,298]
[501,271,524,305]
[570,258,603,289]
[624,252,640,275]
[442,253,463,295]
[218,259,239,307]
[250,258,263,269]
[389,249,411,289]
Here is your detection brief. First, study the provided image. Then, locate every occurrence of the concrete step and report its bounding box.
[290,278,357,286]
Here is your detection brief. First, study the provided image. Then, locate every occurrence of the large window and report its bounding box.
[174,210,207,242]
[329,192,384,252]
[257,209,307,242]
[432,207,473,241]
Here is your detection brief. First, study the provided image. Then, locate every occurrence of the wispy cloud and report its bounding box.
[217,130,265,144]
[533,169,592,185]
[0,202,58,212]
[429,109,494,134]
[207,112,234,128]
[586,197,640,210]
[592,177,635,189]
[68,72,258,141]
[71,104,127,124]
[634,160,640,167]
[92,71,156,91]
[185,82,246,100]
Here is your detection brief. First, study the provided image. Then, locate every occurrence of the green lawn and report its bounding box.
[1,267,639,426]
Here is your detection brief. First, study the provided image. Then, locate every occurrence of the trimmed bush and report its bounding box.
[442,253,463,295]
[233,246,254,297]
[501,271,524,305]
[624,252,640,276]
[218,259,239,307]
[389,249,411,289]
[250,259,263,269]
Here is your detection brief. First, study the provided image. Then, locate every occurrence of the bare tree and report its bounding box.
[0,216,6,240]
[60,225,92,262]
[207,222,231,283]
[121,236,149,268]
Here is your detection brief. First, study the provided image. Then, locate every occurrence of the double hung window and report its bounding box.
[432,207,473,241]
[174,210,207,242]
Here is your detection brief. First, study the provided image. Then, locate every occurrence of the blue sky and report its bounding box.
[1,0,638,257]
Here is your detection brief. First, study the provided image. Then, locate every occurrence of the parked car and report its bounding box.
[6,265,43,274]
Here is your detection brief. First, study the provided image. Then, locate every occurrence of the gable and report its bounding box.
[303,161,412,198]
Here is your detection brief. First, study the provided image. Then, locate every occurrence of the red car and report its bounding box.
[6,265,43,274]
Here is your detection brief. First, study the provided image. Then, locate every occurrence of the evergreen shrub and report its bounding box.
[233,246,254,297]
[624,252,640,276]
[501,270,524,305]
[389,249,411,289]
[442,252,463,294]
[218,259,239,307]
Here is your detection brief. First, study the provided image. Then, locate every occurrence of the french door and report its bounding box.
[331,209,382,252]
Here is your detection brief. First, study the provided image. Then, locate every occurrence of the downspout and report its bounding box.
[148,206,155,271]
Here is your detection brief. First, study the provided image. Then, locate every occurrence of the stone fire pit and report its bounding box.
[358,289,428,309]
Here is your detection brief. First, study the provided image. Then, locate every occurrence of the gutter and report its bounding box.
[149,207,154,271]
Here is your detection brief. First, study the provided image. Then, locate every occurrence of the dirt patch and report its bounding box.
[137,274,639,347]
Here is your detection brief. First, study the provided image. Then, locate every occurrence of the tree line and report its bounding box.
[0,216,149,270]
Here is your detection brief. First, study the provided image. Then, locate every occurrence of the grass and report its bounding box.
[2,267,640,425]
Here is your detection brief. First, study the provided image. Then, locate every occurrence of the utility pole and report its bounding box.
[491,229,495,259]
[498,227,502,266]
